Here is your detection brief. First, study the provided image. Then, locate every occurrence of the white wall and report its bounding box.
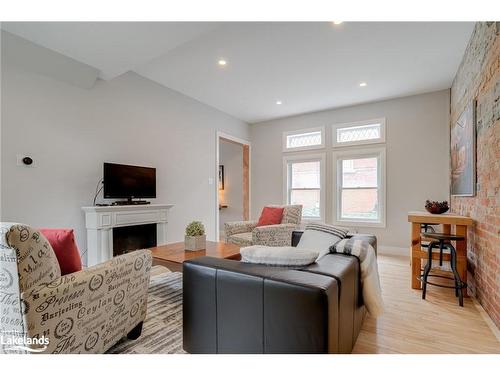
[0,31,451,256]
[218,139,244,234]
[1,33,249,264]
[250,90,450,249]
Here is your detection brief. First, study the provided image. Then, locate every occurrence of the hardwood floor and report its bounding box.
[352,254,500,354]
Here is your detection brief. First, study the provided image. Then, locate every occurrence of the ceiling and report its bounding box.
[1,22,474,123]
[2,22,219,80]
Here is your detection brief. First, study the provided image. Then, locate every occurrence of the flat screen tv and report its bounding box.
[103,163,156,200]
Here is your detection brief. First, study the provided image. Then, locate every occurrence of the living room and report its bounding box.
[1,0,499,372]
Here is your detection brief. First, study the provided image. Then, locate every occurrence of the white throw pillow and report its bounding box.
[240,246,319,266]
[296,223,349,259]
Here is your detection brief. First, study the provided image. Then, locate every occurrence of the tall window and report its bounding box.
[283,154,325,220]
[333,147,386,227]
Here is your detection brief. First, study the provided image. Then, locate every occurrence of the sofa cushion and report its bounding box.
[296,223,349,259]
[281,205,302,224]
[257,207,284,227]
[40,228,82,275]
[228,232,253,246]
[240,246,319,266]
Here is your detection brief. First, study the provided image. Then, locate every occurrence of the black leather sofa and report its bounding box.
[183,231,376,354]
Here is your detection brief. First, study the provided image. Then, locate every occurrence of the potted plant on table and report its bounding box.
[185,221,206,251]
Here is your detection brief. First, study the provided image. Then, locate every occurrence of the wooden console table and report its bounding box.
[408,211,473,296]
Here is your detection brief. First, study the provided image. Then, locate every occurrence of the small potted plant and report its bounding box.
[185,221,206,251]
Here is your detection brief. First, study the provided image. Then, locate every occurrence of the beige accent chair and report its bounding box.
[0,223,152,354]
[224,205,302,247]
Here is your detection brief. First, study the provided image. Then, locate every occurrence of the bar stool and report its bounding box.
[419,232,467,306]
[420,223,436,250]
[421,224,436,234]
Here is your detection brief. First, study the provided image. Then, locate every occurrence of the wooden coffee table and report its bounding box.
[149,241,241,272]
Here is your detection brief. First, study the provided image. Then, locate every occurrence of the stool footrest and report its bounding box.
[417,273,467,289]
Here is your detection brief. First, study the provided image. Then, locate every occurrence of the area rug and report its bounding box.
[108,267,185,354]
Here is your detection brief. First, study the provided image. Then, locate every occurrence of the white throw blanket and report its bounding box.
[331,238,384,318]
[240,246,319,266]
[242,238,384,318]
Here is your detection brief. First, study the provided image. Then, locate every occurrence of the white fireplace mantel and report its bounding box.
[82,204,174,266]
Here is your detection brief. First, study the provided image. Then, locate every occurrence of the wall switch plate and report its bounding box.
[17,154,36,167]
[208,178,214,185]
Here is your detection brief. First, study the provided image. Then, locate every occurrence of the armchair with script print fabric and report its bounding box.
[224,205,302,247]
[0,223,151,354]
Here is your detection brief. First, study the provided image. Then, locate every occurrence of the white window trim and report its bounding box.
[331,118,386,148]
[283,153,326,222]
[332,146,386,228]
[282,126,325,152]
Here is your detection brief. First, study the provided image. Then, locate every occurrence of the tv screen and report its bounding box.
[103,163,156,199]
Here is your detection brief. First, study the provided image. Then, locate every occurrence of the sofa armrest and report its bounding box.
[252,224,296,246]
[224,220,258,238]
[21,250,152,354]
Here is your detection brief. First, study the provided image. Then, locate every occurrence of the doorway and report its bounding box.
[216,132,250,241]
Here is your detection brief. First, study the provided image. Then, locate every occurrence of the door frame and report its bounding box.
[215,131,251,241]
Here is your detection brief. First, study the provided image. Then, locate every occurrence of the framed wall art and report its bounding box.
[450,101,476,196]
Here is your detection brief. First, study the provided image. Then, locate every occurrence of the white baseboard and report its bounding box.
[377,245,408,256]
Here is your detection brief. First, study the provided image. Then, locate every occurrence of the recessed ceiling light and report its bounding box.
[218,59,227,66]
[276,100,283,105]
[359,82,367,87]
[332,21,343,25]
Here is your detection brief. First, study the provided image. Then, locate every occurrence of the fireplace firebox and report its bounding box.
[113,224,157,257]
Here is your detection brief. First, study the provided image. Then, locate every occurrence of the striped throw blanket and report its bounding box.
[331,238,384,318]
[304,222,349,239]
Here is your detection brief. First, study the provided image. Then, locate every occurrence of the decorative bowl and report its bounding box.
[425,200,449,214]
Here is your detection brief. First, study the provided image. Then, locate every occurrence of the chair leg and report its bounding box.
[422,241,434,300]
[127,321,144,340]
[439,240,444,266]
[449,245,464,307]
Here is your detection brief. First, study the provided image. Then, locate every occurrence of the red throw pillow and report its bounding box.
[257,206,284,227]
[39,229,82,275]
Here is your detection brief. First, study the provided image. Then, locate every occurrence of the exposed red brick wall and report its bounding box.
[450,22,499,327]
